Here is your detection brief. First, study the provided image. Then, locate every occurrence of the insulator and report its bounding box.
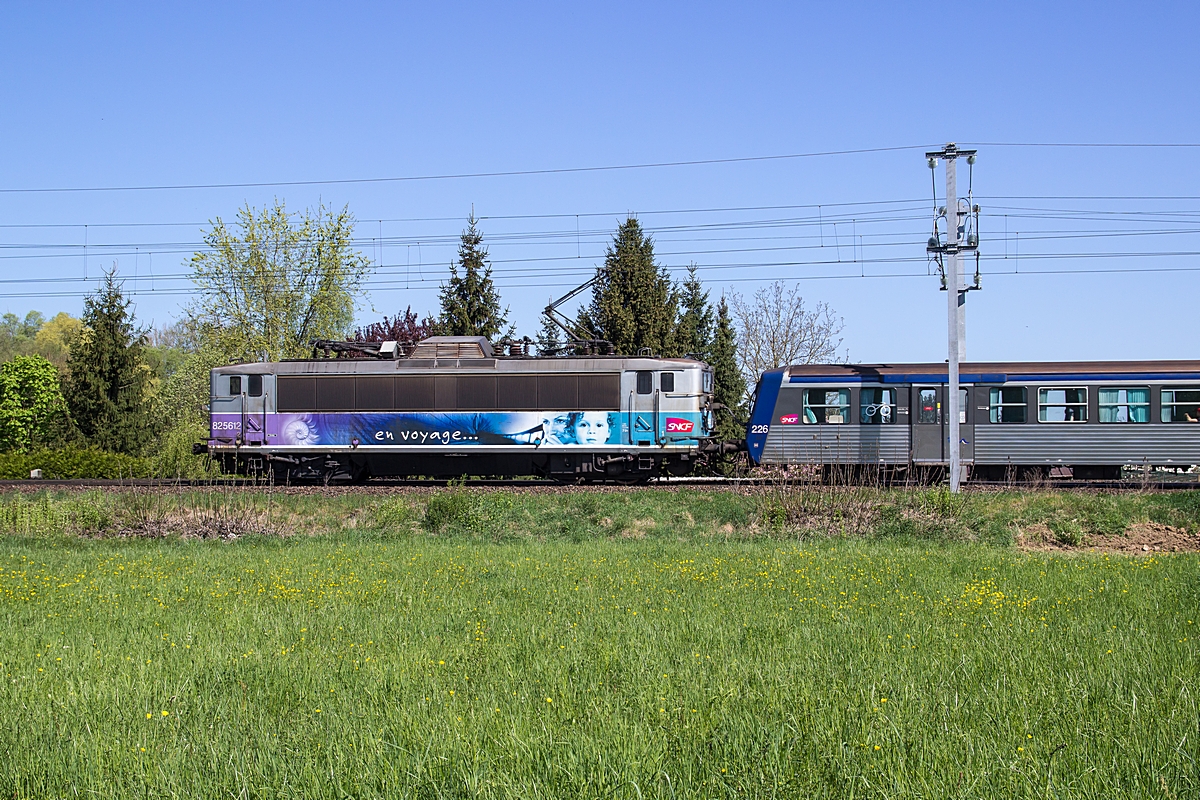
[928,236,940,250]
[967,233,979,248]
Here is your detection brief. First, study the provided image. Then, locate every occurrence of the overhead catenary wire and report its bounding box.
[3,140,1198,195]
[5,242,1200,299]
[0,145,935,194]
[4,183,1200,308]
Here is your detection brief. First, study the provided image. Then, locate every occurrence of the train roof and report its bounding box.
[212,336,709,374]
[216,356,707,375]
[776,360,1200,384]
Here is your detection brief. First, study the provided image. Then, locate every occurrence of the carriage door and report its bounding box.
[958,387,975,463]
[912,386,943,462]
[911,385,974,463]
[240,374,267,445]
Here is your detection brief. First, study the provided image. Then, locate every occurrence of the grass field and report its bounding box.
[0,488,1197,798]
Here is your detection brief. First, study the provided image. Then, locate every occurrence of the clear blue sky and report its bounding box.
[2,2,1198,362]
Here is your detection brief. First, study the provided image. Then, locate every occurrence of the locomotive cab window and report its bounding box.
[802,388,850,424]
[859,388,896,424]
[247,375,263,398]
[228,376,242,396]
[1099,387,1150,423]
[989,387,1027,423]
[636,371,653,394]
[1161,388,1200,422]
[660,372,675,393]
[1038,387,1087,422]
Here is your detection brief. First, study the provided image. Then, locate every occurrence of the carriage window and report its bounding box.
[1038,387,1087,422]
[1161,388,1200,422]
[1099,387,1149,423]
[636,371,653,394]
[802,388,850,424]
[247,375,263,397]
[660,372,675,393]
[917,389,938,424]
[860,388,896,425]
[228,376,241,396]
[989,387,1027,423]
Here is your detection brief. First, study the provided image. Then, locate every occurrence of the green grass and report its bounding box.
[0,489,1197,797]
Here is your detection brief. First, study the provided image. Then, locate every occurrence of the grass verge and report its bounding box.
[0,488,1196,797]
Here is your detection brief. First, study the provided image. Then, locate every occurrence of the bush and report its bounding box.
[0,447,154,479]
[151,420,221,479]
[422,491,515,536]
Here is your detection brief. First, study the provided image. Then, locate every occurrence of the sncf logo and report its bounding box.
[779,414,800,425]
[665,417,694,433]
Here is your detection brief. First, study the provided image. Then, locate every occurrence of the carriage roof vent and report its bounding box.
[408,336,494,360]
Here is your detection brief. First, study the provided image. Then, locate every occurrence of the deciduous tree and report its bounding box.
[729,281,844,387]
[34,312,82,372]
[188,200,369,362]
[0,355,71,452]
[355,306,436,344]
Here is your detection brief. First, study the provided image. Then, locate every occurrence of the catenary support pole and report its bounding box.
[945,147,961,493]
[927,143,978,493]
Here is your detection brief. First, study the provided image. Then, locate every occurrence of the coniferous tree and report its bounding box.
[674,264,714,359]
[536,307,563,356]
[585,217,677,355]
[437,214,511,339]
[710,295,748,443]
[66,271,155,453]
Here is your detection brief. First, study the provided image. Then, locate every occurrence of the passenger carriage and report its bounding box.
[746,361,1200,480]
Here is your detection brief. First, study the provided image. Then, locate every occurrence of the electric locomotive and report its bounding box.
[198,336,718,483]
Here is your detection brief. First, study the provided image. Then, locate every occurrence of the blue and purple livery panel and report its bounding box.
[211,411,703,448]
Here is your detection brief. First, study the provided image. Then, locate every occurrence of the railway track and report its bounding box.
[0,477,1196,491]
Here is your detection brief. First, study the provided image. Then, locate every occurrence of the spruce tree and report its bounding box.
[437,214,511,339]
[66,272,155,454]
[536,307,563,356]
[710,295,748,443]
[674,264,714,359]
[585,217,678,355]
